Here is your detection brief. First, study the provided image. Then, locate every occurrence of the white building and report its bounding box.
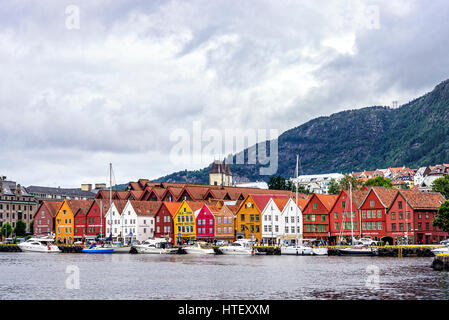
[105,201,127,240]
[290,173,344,194]
[261,197,304,245]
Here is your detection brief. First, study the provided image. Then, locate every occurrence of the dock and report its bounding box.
[328,245,439,257]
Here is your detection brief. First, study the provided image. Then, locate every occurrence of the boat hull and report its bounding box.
[183,247,215,255]
[82,248,114,254]
[111,246,131,254]
[338,248,377,256]
[18,244,60,253]
[134,246,178,254]
[281,246,313,255]
[218,247,254,255]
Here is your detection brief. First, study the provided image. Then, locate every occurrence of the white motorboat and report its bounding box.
[18,237,60,253]
[281,245,313,255]
[338,244,378,256]
[218,239,256,255]
[312,246,328,255]
[431,245,449,256]
[183,242,215,255]
[111,244,131,253]
[133,238,178,254]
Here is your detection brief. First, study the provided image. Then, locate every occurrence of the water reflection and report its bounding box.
[0,253,448,300]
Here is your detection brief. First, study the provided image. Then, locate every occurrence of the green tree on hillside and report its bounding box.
[268,175,288,190]
[364,176,393,188]
[433,201,449,233]
[432,175,449,199]
[328,179,341,195]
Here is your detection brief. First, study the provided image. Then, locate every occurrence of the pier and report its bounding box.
[328,245,438,257]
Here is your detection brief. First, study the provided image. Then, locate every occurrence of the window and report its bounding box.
[418,212,422,219]
[377,210,381,219]
[399,223,404,231]
[275,215,278,222]
[399,212,403,220]
[377,222,382,230]
[426,222,430,230]
[255,226,259,232]
[241,214,245,222]
[418,222,422,230]
[156,216,160,223]
[391,223,396,231]
[425,212,429,219]
[255,215,259,222]
[157,226,160,233]
[406,211,410,219]
[311,215,316,222]
[334,212,338,219]
[335,222,339,230]
[285,226,289,233]
[264,225,267,232]
[306,225,311,232]
[209,219,213,225]
[391,212,396,220]
[362,210,366,218]
[268,225,272,232]
[275,225,279,232]
[362,222,366,230]
[313,203,317,209]
[398,201,403,209]
[321,215,326,222]
[264,215,267,221]
[370,200,375,207]
[217,227,221,234]
[250,215,254,222]
[290,217,294,223]
[367,211,371,219]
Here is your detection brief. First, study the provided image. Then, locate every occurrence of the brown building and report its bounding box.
[0,177,38,235]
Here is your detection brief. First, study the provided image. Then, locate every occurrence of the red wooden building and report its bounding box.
[302,194,338,240]
[387,190,447,244]
[328,189,367,244]
[154,201,181,242]
[196,203,217,242]
[33,201,62,236]
[358,187,397,241]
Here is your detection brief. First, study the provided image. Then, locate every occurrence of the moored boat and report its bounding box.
[431,245,449,256]
[183,242,215,255]
[82,243,114,254]
[280,244,313,255]
[218,239,256,255]
[18,237,60,253]
[133,238,178,254]
[338,245,378,256]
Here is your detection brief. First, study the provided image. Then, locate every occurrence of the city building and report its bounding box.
[33,201,62,236]
[302,194,338,240]
[209,160,233,186]
[0,177,37,233]
[291,173,344,194]
[27,185,96,201]
[154,201,181,242]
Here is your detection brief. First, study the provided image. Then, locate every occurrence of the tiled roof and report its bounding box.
[129,190,144,200]
[273,198,289,212]
[314,194,339,211]
[35,201,63,218]
[115,191,130,200]
[161,201,182,217]
[251,194,289,212]
[398,190,445,210]
[65,200,93,216]
[129,201,162,217]
[185,201,206,212]
[370,187,398,208]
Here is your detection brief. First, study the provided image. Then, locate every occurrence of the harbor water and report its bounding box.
[1,252,448,300]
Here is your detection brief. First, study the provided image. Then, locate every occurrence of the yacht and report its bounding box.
[431,244,449,256]
[111,241,131,254]
[338,244,378,256]
[183,242,215,255]
[281,243,313,255]
[218,239,256,255]
[82,243,114,254]
[18,237,60,253]
[133,238,178,254]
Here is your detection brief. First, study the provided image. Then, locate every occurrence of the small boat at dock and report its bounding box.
[18,237,60,253]
[82,243,114,254]
[338,244,378,256]
[133,238,178,254]
[218,239,257,255]
[183,242,215,255]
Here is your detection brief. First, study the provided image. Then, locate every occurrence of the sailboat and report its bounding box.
[281,155,319,256]
[83,163,116,254]
[338,184,377,256]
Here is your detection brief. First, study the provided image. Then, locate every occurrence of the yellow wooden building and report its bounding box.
[173,200,204,245]
[54,200,91,244]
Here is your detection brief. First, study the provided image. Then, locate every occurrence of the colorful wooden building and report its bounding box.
[33,201,62,237]
[302,194,338,240]
[55,200,92,244]
[173,200,204,245]
[358,187,397,242]
[387,190,447,244]
[154,201,181,242]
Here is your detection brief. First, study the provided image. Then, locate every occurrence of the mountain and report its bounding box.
[156,79,449,184]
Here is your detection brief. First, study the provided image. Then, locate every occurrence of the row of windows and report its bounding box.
[178,215,194,223]
[0,204,34,211]
[197,227,214,234]
[217,216,232,224]
[156,215,171,223]
[333,211,356,220]
[305,224,326,232]
[240,214,260,222]
[178,225,194,233]
[390,212,411,220]
[241,225,260,233]
[198,219,214,226]
[217,227,233,234]
[334,222,358,231]
[156,226,171,233]
[0,213,33,220]
[362,210,382,219]
[305,215,326,222]
[362,221,383,230]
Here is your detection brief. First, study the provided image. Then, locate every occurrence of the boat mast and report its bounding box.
[295,155,299,246]
[349,182,354,244]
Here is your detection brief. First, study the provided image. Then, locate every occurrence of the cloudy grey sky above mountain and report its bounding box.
[1,0,449,187]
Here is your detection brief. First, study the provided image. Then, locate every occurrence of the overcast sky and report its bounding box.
[1,0,449,187]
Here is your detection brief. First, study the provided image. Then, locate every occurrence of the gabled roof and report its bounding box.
[393,190,445,210]
[160,201,182,217]
[63,199,93,216]
[314,194,339,211]
[272,198,290,212]
[128,190,144,200]
[250,194,289,212]
[328,189,368,213]
[129,201,162,217]
[34,201,63,219]
[184,200,206,212]
[360,187,397,209]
